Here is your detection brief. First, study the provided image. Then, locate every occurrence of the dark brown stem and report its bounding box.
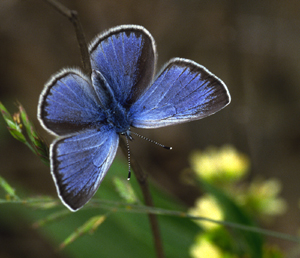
[43,1,165,257]
[120,138,165,258]
[44,0,92,76]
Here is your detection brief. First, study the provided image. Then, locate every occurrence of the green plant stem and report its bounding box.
[24,141,37,155]
[2,196,299,245]
[94,200,300,244]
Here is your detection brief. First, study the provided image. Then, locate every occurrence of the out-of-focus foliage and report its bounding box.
[113,176,140,204]
[186,145,286,258]
[0,102,293,258]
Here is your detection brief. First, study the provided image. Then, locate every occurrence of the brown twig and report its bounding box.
[44,0,92,76]
[42,0,165,257]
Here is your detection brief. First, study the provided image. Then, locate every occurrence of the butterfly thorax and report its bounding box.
[92,70,131,135]
[105,101,131,134]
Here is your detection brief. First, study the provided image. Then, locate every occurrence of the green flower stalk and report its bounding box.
[0,102,26,143]
[60,215,107,249]
[19,104,49,165]
[0,102,49,165]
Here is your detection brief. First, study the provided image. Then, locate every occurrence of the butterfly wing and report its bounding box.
[51,126,119,211]
[38,69,119,211]
[129,58,231,128]
[38,69,104,136]
[89,25,156,107]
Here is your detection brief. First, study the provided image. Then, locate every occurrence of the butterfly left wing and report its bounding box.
[51,126,119,211]
[129,58,231,128]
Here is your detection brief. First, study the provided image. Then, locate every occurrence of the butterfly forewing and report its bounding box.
[89,25,156,108]
[38,69,103,136]
[129,58,230,128]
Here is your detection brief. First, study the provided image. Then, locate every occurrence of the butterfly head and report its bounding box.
[120,128,133,141]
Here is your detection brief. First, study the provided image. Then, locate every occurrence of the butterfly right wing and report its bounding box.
[51,125,119,211]
[129,58,230,129]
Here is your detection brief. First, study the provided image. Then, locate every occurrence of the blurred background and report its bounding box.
[1,0,300,257]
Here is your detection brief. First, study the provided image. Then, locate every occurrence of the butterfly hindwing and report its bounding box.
[129,58,231,128]
[38,69,103,136]
[89,25,156,107]
[51,126,119,211]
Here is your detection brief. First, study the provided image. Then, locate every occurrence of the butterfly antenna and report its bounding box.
[126,136,131,180]
[131,131,172,150]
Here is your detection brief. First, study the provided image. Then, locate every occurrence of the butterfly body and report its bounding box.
[91,70,131,134]
[38,25,230,211]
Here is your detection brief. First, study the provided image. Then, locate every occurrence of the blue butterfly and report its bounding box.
[38,25,231,211]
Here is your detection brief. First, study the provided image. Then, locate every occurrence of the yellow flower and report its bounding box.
[246,178,287,216]
[190,145,250,182]
[190,235,222,258]
[189,195,223,230]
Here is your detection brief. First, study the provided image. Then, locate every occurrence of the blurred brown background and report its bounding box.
[1,0,300,256]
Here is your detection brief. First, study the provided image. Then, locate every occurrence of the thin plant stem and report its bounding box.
[120,138,165,258]
[24,141,37,155]
[87,199,300,244]
[42,1,165,257]
[44,0,92,76]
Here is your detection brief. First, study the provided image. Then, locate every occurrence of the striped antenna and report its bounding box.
[131,131,172,150]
